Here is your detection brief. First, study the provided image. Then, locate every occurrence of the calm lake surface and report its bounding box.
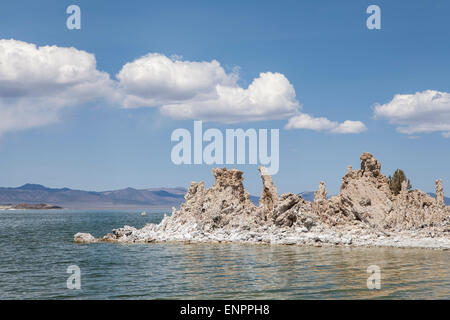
[0,209,448,299]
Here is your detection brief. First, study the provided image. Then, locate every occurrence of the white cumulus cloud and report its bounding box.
[0,39,367,135]
[160,72,300,122]
[331,120,368,134]
[285,114,367,134]
[118,54,365,128]
[117,53,237,108]
[0,39,116,135]
[117,54,301,123]
[374,90,450,136]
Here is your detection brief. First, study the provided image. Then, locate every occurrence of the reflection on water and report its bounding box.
[0,210,448,299]
[150,243,449,299]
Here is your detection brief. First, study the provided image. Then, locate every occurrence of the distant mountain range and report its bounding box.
[0,184,187,209]
[0,184,447,209]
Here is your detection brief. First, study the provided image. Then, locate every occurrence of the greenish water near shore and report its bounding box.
[0,210,448,299]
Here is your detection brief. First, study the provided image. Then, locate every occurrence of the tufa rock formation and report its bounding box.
[168,168,261,231]
[314,182,327,203]
[74,232,96,243]
[436,179,445,209]
[75,153,450,249]
[258,166,279,211]
[339,152,394,228]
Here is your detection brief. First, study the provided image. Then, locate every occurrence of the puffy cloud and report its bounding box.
[160,72,300,122]
[331,120,368,134]
[0,39,116,135]
[374,90,450,136]
[117,54,300,122]
[118,54,365,128]
[285,114,335,131]
[285,114,367,134]
[117,53,237,108]
[0,39,367,135]
[442,132,450,139]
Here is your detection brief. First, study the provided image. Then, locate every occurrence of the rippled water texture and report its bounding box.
[0,210,448,299]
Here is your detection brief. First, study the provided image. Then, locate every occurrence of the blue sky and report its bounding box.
[0,0,449,196]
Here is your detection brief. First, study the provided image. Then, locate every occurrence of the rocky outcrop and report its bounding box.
[75,153,450,249]
[360,152,381,177]
[312,181,346,227]
[258,166,279,211]
[318,152,447,230]
[74,233,96,243]
[168,168,261,232]
[314,182,327,203]
[271,193,313,228]
[436,179,445,208]
[338,153,394,228]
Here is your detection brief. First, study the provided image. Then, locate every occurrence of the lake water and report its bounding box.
[0,209,448,299]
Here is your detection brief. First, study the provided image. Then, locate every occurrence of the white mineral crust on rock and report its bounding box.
[75,153,450,249]
[74,233,96,243]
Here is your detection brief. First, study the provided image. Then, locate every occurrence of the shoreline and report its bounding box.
[0,204,64,210]
[74,233,450,250]
[75,220,450,250]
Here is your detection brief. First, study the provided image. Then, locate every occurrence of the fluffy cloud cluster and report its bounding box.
[116,54,299,122]
[0,39,367,135]
[117,53,237,107]
[374,90,450,138]
[160,72,300,122]
[117,53,365,129]
[285,114,367,134]
[0,39,116,135]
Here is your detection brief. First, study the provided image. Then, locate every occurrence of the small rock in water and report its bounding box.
[74,233,96,243]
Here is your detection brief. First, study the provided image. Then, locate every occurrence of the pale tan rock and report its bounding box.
[360,152,381,177]
[436,179,445,208]
[75,153,450,248]
[168,168,260,231]
[314,182,327,203]
[400,180,408,203]
[74,232,96,243]
[394,180,408,227]
[271,193,299,227]
[318,152,448,230]
[338,153,393,228]
[258,166,279,211]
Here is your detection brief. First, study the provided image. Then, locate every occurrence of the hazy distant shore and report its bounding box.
[0,204,64,210]
[0,204,175,211]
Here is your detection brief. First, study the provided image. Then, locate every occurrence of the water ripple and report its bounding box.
[0,210,448,299]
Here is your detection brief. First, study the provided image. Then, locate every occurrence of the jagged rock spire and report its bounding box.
[314,181,327,203]
[436,179,445,208]
[360,152,381,177]
[400,180,408,202]
[258,166,279,211]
